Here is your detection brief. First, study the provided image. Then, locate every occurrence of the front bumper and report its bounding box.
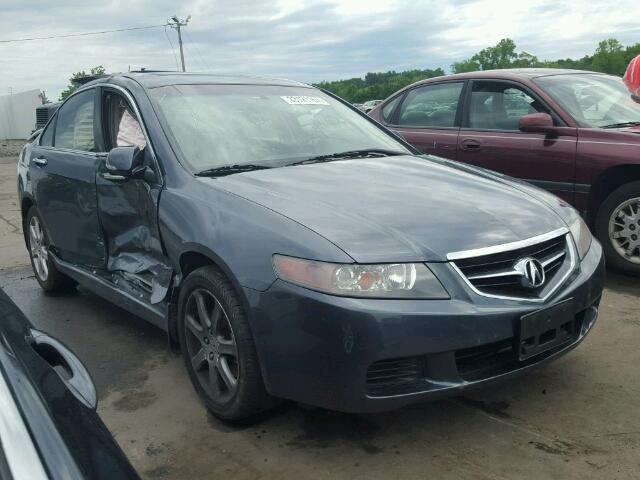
[245,240,605,413]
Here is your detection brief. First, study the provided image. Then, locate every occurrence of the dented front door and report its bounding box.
[96,150,171,303]
[96,86,172,303]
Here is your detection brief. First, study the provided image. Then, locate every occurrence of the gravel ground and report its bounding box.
[0,139,26,159]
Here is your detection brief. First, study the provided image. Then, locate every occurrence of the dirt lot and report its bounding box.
[1,142,639,479]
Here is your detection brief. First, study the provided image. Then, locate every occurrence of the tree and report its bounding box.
[513,51,540,68]
[316,68,444,103]
[318,38,640,103]
[450,37,640,76]
[451,58,480,74]
[472,38,519,70]
[452,38,534,73]
[591,39,627,75]
[59,66,106,101]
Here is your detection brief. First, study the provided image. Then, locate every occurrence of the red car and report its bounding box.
[370,68,640,275]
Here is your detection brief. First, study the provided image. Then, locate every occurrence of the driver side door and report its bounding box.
[457,80,578,204]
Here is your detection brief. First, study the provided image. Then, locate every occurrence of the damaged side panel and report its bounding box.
[96,165,172,304]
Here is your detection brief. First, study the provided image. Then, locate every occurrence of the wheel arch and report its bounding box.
[587,165,640,225]
[168,244,253,351]
[20,195,36,245]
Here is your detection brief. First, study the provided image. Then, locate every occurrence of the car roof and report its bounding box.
[405,68,610,89]
[86,71,312,89]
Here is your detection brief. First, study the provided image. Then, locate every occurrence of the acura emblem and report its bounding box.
[514,257,545,289]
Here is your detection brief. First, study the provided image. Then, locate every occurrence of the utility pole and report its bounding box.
[168,15,191,72]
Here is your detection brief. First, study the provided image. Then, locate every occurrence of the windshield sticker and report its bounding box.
[280,96,329,105]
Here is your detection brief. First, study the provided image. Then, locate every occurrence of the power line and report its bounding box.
[183,29,212,71]
[0,24,166,44]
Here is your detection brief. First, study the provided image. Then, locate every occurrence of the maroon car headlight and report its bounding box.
[273,255,449,299]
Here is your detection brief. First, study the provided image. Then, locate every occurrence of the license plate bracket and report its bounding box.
[519,298,575,361]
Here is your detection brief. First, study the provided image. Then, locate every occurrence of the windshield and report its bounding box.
[534,74,640,128]
[149,84,409,171]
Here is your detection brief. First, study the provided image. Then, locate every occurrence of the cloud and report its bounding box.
[1,0,638,100]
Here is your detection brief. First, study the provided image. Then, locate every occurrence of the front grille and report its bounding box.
[366,357,423,396]
[452,233,571,300]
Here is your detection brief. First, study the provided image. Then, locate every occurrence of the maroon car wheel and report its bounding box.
[596,181,640,276]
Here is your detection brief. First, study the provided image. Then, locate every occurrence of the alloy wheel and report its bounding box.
[28,215,49,281]
[184,288,239,403]
[608,197,640,265]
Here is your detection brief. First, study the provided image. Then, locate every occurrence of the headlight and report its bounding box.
[567,213,592,260]
[273,255,449,299]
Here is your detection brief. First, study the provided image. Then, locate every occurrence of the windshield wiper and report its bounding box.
[195,164,272,177]
[601,121,640,129]
[288,149,406,166]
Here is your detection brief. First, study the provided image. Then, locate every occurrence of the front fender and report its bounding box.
[158,181,354,293]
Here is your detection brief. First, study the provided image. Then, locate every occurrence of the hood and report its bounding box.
[208,155,567,263]
[618,126,640,134]
[579,126,640,142]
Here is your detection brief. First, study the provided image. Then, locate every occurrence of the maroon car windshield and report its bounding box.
[534,74,640,128]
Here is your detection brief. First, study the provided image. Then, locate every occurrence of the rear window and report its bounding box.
[396,83,463,128]
[53,89,96,151]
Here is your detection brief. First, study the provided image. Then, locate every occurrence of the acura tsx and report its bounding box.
[18,72,605,420]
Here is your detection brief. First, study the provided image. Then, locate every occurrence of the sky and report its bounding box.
[2,0,639,100]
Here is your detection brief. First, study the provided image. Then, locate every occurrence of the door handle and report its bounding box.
[29,329,97,409]
[32,156,48,167]
[460,139,482,151]
[100,172,127,181]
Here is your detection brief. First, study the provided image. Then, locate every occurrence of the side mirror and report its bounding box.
[104,146,144,178]
[518,113,557,135]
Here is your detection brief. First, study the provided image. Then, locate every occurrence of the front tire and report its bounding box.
[595,181,640,276]
[26,207,76,293]
[177,266,274,421]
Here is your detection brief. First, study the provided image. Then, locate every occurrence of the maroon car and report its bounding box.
[370,68,640,275]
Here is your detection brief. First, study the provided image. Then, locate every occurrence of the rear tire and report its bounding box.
[25,207,77,293]
[595,181,640,276]
[177,265,275,421]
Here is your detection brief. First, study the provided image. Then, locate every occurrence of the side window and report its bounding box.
[381,95,402,123]
[468,82,549,131]
[503,88,537,118]
[397,82,463,128]
[54,89,96,151]
[39,118,55,147]
[103,91,147,151]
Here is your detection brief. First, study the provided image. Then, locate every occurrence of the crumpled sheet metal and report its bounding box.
[98,172,172,304]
